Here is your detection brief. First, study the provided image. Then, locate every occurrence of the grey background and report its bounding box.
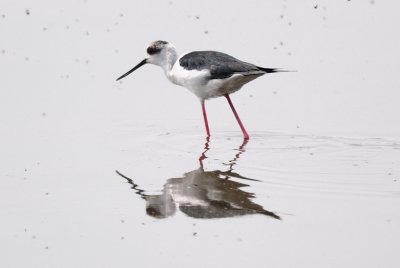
[1,1,399,267]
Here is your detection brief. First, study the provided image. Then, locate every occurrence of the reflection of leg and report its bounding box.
[225,94,249,139]
[225,138,249,173]
[198,137,210,169]
[201,100,210,138]
[223,138,249,177]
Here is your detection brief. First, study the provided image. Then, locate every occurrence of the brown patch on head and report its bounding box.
[147,40,168,55]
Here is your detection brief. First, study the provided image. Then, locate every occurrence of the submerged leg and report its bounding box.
[201,100,210,138]
[225,94,249,140]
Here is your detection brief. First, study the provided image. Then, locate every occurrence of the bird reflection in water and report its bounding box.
[116,139,280,220]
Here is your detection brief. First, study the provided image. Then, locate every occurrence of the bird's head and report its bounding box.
[116,40,177,81]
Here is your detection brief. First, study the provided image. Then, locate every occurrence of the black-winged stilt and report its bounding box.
[117,40,286,139]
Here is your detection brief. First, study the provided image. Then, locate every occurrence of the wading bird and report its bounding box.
[117,40,286,139]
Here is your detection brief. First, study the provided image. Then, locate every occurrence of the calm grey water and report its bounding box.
[1,1,400,267]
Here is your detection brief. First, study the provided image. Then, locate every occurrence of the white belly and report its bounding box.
[167,62,264,100]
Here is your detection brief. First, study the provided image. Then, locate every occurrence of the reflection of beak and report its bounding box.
[116,58,148,81]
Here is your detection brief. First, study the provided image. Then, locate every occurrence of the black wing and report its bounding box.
[179,51,264,79]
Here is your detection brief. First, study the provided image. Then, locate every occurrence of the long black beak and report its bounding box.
[116,58,148,81]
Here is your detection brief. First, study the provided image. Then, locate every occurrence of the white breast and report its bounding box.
[166,60,264,100]
[167,61,210,97]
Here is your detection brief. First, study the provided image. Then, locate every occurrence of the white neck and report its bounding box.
[159,47,179,74]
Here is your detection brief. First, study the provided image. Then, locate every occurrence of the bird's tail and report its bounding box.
[257,67,295,73]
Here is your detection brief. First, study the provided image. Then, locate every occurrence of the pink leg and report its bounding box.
[225,94,249,139]
[201,100,210,138]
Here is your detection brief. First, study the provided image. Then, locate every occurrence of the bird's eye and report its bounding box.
[147,45,161,55]
[147,40,168,55]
